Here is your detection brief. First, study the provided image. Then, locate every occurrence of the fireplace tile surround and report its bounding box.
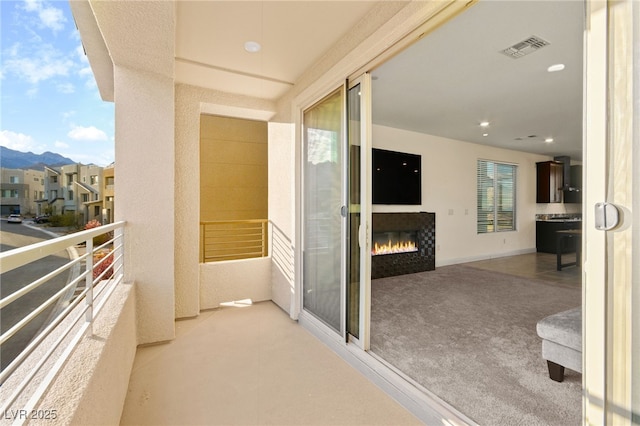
[371,212,436,279]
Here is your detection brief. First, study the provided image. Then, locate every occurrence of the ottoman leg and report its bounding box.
[547,361,565,382]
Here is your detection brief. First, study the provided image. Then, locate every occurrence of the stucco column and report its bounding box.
[114,66,176,344]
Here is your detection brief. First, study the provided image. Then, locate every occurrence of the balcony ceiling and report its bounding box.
[175,1,381,100]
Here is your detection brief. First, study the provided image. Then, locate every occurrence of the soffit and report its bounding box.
[89,0,175,79]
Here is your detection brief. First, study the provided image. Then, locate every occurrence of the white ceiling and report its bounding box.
[372,0,585,160]
[173,1,584,160]
[373,1,584,160]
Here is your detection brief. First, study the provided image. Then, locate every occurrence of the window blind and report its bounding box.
[477,160,517,233]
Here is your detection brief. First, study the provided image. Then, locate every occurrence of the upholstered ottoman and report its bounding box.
[536,307,582,382]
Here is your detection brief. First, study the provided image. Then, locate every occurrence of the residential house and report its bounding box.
[39,164,105,224]
[11,1,637,424]
[41,166,64,216]
[76,163,104,223]
[0,168,45,216]
[102,163,115,224]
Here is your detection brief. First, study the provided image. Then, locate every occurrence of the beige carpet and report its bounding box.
[371,264,582,426]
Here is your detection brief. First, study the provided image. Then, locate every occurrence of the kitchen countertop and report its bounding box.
[536,214,582,222]
[537,218,582,222]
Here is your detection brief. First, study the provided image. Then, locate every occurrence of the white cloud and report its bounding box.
[56,82,75,94]
[78,66,93,77]
[67,125,108,141]
[38,6,65,32]
[3,44,74,84]
[22,0,66,33]
[75,45,89,65]
[61,110,76,122]
[26,87,39,98]
[54,140,70,149]
[23,0,40,13]
[65,150,115,167]
[0,130,43,152]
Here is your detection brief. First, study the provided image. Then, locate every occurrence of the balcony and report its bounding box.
[120,301,419,425]
[0,224,420,425]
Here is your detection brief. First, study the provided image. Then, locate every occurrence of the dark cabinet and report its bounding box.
[536,221,581,254]
[536,161,563,203]
[563,165,582,204]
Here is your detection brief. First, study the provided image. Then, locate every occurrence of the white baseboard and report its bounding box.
[436,248,537,267]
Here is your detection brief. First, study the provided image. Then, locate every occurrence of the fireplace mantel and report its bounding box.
[371,212,435,279]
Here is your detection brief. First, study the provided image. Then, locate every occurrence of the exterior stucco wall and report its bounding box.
[115,67,175,344]
[174,83,275,319]
[267,122,295,314]
[33,283,136,426]
[199,258,272,309]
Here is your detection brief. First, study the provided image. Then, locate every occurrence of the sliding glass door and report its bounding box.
[302,88,345,333]
[346,75,372,347]
[301,78,371,343]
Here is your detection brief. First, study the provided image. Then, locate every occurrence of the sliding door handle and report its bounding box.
[594,202,621,231]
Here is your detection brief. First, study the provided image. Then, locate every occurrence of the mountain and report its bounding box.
[0,146,75,170]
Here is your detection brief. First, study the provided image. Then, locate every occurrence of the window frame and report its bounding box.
[477,159,517,234]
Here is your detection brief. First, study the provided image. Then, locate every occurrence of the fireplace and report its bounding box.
[371,212,435,279]
[372,231,418,256]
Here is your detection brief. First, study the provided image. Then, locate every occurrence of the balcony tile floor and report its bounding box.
[120,301,421,425]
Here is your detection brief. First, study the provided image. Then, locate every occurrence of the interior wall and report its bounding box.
[372,124,575,266]
[200,115,268,221]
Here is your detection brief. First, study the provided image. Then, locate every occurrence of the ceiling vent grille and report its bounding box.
[500,36,550,59]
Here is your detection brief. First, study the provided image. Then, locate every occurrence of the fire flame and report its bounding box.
[372,240,418,256]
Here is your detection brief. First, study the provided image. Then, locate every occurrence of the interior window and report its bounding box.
[477,160,517,233]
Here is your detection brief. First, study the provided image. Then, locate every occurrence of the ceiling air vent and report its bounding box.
[500,36,550,59]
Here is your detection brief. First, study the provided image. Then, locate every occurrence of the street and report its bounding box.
[1,220,71,372]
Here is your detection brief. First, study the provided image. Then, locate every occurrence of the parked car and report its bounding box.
[34,214,50,224]
[7,214,23,223]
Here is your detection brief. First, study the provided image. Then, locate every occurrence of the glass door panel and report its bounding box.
[302,88,344,333]
[347,83,361,338]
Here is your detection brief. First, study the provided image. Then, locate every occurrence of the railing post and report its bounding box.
[262,220,268,257]
[200,223,204,263]
[85,236,93,332]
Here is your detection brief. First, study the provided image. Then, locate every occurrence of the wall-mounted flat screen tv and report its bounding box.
[372,148,422,205]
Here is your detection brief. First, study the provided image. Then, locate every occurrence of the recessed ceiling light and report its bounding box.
[547,64,565,72]
[480,121,490,127]
[244,41,261,53]
[545,137,554,143]
[483,133,489,137]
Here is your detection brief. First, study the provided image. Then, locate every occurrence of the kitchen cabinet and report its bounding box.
[563,165,582,204]
[536,220,581,254]
[536,161,563,203]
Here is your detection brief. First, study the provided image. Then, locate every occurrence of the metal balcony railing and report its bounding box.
[200,220,268,263]
[270,222,294,285]
[0,221,125,420]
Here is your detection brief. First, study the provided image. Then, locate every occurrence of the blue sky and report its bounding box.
[1,0,114,166]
